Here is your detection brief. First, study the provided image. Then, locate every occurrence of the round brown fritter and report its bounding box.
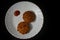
[14,10,20,16]
[23,11,36,23]
[17,22,30,34]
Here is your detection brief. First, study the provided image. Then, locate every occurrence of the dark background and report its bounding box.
[0,0,49,40]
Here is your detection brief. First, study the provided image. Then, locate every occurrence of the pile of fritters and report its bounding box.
[17,11,36,34]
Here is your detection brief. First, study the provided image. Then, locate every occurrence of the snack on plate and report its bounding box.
[23,11,36,23]
[17,22,30,34]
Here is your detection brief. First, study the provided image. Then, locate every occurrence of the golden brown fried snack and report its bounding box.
[17,22,30,34]
[23,11,36,23]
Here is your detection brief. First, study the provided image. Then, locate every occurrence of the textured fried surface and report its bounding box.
[17,22,30,34]
[23,11,36,23]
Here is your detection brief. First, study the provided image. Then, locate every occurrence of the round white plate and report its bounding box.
[5,1,44,39]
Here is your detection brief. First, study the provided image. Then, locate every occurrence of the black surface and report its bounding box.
[0,0,49,40]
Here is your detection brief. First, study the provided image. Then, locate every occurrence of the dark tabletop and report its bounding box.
[0,0,49,40]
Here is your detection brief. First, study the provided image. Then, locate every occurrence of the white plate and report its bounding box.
[5,1,44,39]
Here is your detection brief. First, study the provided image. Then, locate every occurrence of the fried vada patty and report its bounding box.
[23,11,36,23]
[17,22,30,34]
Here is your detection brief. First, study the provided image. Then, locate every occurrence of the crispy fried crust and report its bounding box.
[23,11,36,23]
[17,22,30,34]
